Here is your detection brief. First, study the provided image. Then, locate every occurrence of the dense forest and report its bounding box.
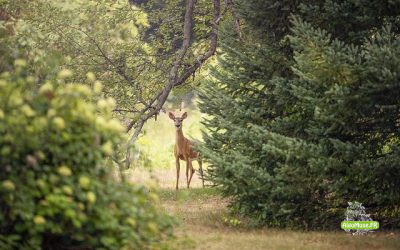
[0,0,399,249]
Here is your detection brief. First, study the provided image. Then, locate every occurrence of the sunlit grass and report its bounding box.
[158,187,222,201]
[160,187,400,250]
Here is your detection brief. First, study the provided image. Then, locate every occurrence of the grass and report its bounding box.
[158,187,400,250]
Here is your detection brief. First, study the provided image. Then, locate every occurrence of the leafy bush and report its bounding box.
[0,62,174,249]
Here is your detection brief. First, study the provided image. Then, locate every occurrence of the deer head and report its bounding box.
[169,111,188,131]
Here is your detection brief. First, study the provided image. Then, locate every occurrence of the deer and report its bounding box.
[168,111,204,190]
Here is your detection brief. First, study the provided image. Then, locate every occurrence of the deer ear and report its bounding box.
[181,112,188,120]
[168,112,175,120]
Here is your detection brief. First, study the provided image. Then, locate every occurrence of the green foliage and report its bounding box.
[199,0,400,229]
[2,0,217,126]
[0,61,174,249]
[3,0,153,110]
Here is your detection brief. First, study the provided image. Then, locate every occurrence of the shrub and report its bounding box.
[0,61,175,249]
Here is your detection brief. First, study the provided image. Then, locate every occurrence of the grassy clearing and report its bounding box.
[159,187,400,250]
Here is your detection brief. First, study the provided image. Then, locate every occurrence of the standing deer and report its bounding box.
[169,111,204,190]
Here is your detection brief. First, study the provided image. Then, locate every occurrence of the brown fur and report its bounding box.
[169,111,204,190]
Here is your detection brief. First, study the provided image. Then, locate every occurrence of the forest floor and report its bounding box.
[129,168,400,250]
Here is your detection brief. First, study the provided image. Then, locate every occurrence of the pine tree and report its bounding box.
[199,0,400,229]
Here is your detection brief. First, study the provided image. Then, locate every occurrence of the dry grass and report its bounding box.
[127,164,206,189]
[160,188,399,250]
[129,168,400,250]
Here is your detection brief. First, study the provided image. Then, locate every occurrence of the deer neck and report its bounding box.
[176,129,186,147]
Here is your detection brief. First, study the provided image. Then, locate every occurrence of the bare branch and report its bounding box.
[113,108,140,113]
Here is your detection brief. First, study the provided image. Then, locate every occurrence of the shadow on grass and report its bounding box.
[159,187,222,201]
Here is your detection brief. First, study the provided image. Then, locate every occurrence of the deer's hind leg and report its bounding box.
[188,160,195,188]
[185,157,190,188]
[197,158,204,188]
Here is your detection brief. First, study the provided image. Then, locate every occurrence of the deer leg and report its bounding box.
[186,157,192,188]
[186,158,191,188]
[175,158,180,190]
[188,160,195,187]
[198,158,204,188]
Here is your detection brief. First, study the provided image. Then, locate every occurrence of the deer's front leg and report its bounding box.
[175,157,180,190]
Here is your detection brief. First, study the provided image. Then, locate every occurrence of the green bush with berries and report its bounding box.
[0,61,175,249]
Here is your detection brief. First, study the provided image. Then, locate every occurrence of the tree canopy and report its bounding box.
[2,0,228,167]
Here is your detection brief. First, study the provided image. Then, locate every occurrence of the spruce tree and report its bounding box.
[199,0,400,229]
